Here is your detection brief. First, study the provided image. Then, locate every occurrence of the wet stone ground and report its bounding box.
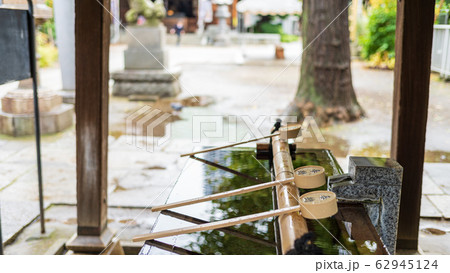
[0,42,450,254]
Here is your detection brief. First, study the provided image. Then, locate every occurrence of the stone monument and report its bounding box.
[0,89,74,136]
[111,0,181,98]
[204,0,232,46]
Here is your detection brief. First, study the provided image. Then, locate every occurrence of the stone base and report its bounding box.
[123,25,168,70]
[111,68,181,98]
[124,48,168,70]
[2,89,62,114]
[0,104,74,136]
[66,228,116,254]
[58,90,75,104]
[204,25,231,46]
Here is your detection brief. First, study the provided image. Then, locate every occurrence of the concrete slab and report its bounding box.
[424,163,450,195]
[3,205,158,254]
[0,164,76,204]
[419,218,450,255]
[428,195,450,219]
[422,171,445,195]
[0,140,34,163]
[0,162,33,190]
[420,195,443,218]
[0,200,40,244]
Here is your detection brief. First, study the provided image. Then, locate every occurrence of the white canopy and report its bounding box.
[236,0,302,15]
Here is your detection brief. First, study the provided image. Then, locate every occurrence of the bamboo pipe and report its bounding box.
[180,133,280,157]
[133,205,301,242]
[151,177,294,212]
[272,135,309,254]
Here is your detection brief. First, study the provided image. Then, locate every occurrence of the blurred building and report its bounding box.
[119,0,239,33]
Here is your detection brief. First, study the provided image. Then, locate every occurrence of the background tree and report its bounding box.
[286,0,364,126]
[360,0,396,69]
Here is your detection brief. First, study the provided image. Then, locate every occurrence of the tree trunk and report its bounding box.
[286,0,364,126]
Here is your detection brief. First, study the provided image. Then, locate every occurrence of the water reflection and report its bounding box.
[144,148,379,255]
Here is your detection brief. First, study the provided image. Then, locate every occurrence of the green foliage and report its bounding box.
[255,21,299,43]
[281,34,299,43]
[39,19,56,41]
[38,0,56,40]
[35,0,57,68]
[37,33,58,68]
[256,21,283,34]
[360,0,396,68]
[435,0,450,24]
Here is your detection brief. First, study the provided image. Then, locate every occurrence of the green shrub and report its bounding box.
[257,22,284,34]
[37,32,58,68]
[255,21,299,43]
[360,0,396,64]
[281,34,299,43]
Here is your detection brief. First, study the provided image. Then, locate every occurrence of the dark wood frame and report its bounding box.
[391,0,435,250]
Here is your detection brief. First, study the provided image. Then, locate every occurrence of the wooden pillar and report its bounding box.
[66,0,112,253]
[391,0,435,250]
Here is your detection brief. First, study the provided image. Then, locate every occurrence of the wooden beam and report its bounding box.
[67,0,113,253]
[391,0,435,250]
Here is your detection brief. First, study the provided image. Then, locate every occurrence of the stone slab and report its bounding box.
[428,195,450,219]
[2,205,159,254]
[422,172,445,195]
[123,25,167,49]
[124,48,168,70]
[424,163,450,195]
[112,81,181,97]
[0,200,40,244]
[1,89,62,114]
[111,68,181,82]
[349,156,403,186]
[0,163,33,190]
[420,195,443,218]
[0,103,74,136]
[419,218,450,255]
[57,90,75,104]
[0,164,76,204]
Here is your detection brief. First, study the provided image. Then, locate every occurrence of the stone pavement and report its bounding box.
[0,42,450,254]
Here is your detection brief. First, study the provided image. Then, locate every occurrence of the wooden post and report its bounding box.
[66,0,113,253]
[391,0,435,250]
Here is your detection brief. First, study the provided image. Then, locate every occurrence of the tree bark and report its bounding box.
[286,0,364,126]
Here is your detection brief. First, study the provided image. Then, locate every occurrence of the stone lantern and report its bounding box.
[111,0,181,99]
[212,0,233,45]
